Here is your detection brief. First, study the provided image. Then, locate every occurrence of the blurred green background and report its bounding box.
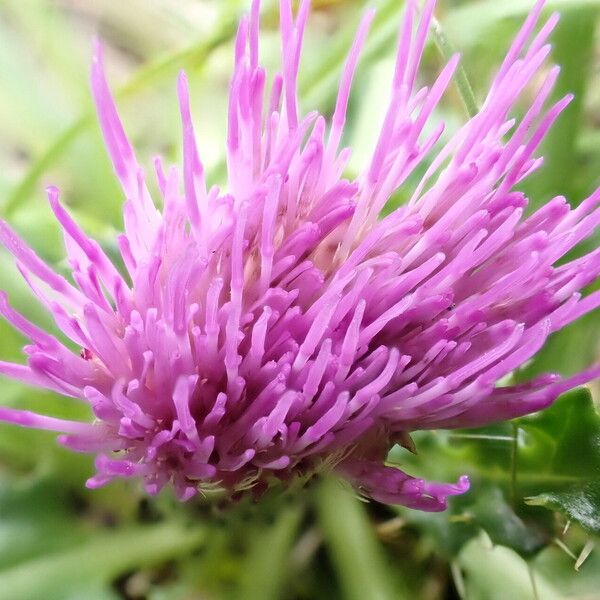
[1,0,600,598]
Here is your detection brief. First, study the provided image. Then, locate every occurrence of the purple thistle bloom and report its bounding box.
[1,0,600,511]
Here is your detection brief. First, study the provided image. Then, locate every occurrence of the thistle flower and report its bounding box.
[1,0,599,512]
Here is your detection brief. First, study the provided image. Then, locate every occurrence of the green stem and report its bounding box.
[510,422,519,507]
[316,477,407,600]
[238,505,304,600]
[430,16,479,118]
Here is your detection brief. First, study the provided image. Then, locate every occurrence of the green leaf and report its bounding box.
[390,387,600,553]
[458,534,563,600]
[400,485,544,558]
[517,388,600,477]
[465,487,545,555]
[517,389,600,532]
[527,482,600,533]
[0,476,85,570]
[0,520,204,600]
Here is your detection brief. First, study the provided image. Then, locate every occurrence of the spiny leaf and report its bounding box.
[526,482,600,533]
[518,388,600,532]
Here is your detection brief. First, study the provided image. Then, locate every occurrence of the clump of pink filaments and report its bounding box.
[1,0,600,511]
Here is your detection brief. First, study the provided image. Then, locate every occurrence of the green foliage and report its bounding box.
[394,389,600,552]
[522,389,600,533]
[0,520,204,600]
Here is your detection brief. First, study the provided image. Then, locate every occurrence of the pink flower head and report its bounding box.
[1,0,599,511]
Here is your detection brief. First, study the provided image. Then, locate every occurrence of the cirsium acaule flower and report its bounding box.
[0,0,599,511]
